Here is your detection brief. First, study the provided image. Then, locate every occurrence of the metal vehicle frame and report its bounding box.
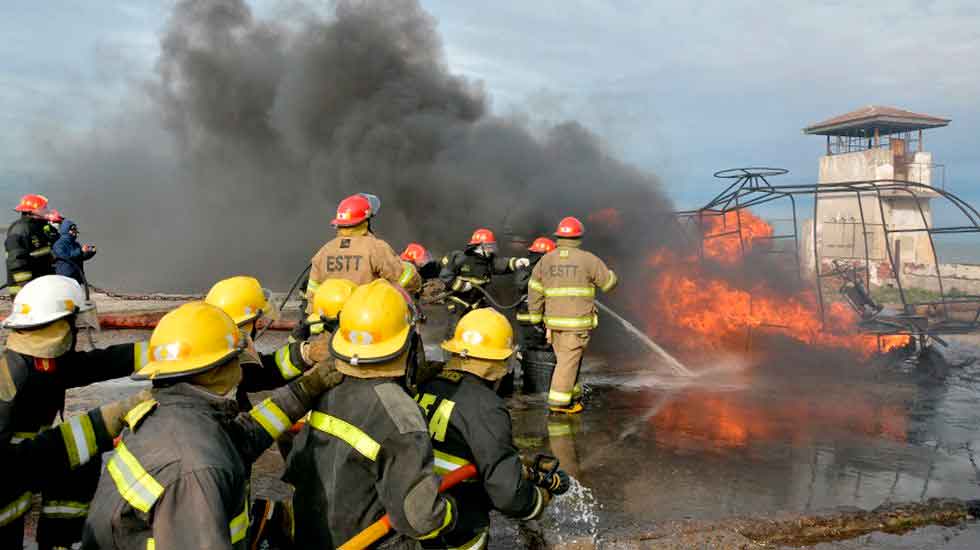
[674,168,980,350]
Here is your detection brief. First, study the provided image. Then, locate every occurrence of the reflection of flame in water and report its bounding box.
[650,389,908,451]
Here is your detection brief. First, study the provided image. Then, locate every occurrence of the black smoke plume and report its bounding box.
[41,0,676,326]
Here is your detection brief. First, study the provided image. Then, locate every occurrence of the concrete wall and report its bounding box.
[901,262,980,294]
[818,148,896,184]
[810,148,938,271]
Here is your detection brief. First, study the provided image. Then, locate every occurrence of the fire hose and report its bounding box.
[420,285,525,310]
[338,464,478,550]
[254,263,312,342]
[338,454,569,550]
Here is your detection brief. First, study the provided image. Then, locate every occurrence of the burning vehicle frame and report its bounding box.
[674,167,980,352]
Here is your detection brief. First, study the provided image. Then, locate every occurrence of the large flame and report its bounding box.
[605,209,906,357]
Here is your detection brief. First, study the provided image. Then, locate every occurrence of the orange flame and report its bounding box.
[606,208,906,357]
[701,211,774,264]
[587,207,623,231]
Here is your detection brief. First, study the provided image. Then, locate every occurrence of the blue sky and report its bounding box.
[2,0,979,212]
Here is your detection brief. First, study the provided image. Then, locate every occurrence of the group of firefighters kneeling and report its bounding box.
[0,191,617,549]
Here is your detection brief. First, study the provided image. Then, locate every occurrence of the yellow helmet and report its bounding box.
[133,302,242,380]
[205,276,278,327]
[441,308,514,361]
[330,280,413,366]
[310,279,358,322]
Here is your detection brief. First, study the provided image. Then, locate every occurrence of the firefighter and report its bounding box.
[5,193,55,296]
[439,228,528,337]
[417,308,564,549]
[288,277,358,344]
[307,193,420,306]
[43,209,64,246]
[205,277,291,402]
[0,389,152,549]
[402,242,440,281]
[515,237,557,385]
[0,275,150,548]
[286,280,459,548]
[204,275,351,388]
[528,217,618,414]
[81,301,344,549]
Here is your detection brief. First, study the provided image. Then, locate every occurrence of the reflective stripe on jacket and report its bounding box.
[286,377,456,548]
[82,379,317,549]
[416,371,541,549]
[527,244,617,331]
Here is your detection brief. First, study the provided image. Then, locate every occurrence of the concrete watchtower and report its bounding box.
[802,106,950,272]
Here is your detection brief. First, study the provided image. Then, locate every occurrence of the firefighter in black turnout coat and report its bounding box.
[0,276,150,549]
[81,302,343,549]
[5,194,56,296]
[286,280,459,549]
[439,228,527,337]
[416,308,566,549]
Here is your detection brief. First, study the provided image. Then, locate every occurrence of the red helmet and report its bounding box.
[468,228,497,245]
[554,216,584,238]
[14,194,49,214]
[45,209,64,223]
[400,243,432,265]
[528,237,556,254]
[331,194,373,227]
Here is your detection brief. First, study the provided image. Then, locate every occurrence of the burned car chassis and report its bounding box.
[675,168,980,350]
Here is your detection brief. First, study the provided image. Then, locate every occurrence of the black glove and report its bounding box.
[290,321,311,343]
[522,455,570,496]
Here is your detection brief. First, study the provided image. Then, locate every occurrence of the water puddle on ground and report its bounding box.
[510,344,980,539]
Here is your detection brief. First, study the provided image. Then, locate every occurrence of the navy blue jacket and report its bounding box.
[52,220,94,283]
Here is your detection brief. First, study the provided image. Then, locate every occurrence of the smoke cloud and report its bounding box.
[41,0,676,302]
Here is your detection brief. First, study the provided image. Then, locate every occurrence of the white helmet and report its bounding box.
[3,275,96,330]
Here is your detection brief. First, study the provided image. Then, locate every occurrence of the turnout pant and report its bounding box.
[547,330,590,407]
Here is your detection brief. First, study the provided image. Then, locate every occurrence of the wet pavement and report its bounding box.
[45,300,980,548]
[501,339,980,547]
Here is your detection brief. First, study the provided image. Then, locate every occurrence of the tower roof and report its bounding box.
[803,105,950,136]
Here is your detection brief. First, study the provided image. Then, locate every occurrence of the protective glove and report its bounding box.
[452,278,473,293]
[291,360,344,401]
[101,389,154,437]
[515,257,530,269]
[301,334,331,365]
[290,321,311,343]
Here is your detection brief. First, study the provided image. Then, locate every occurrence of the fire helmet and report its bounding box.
[332,193,380,227]
[311,279,358,322]
[469,228,497,245]
[45,209,64,224]
[14,194,49,214]
[133,302,242,380]
[400,243,432,266]
[330,280,414,372]
[528,237,557,254]
[204,276,278,327]
[441,308,514,362]
[2,275,95,330]
[554,216,585,238]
